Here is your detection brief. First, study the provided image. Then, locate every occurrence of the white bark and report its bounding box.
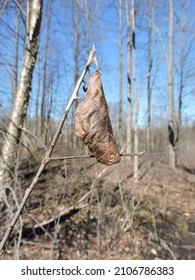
[168,0,176,169]
[0,0,43,207]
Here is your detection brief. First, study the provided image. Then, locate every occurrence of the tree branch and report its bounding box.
[49,151,146,161]
[0,46,96,255]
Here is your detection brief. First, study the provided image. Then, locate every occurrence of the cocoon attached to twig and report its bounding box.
[74,70,121,165]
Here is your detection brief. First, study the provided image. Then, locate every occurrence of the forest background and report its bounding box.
[0,0,195,260]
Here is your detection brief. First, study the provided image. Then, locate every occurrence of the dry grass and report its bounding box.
[1,152,195,260]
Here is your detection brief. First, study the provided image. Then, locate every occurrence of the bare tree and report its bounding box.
[35,57,41,136]
[131,0,139,183]
[146,5,153,152]
[44,64,54,144]
[118,0,123,133]
[0,0,43,208]
[72,1,81,149]
[40,0,52,139]
[168,0,176,169]
[12,5,20,100]
[125,0,132,153]
[83,0,91,54]
[175,6,195,155]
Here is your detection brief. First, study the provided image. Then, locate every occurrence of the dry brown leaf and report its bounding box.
[74,71,121,165]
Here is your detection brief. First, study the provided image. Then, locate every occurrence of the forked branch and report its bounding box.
[0,46,96,255]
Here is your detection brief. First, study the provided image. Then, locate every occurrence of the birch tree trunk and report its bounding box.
[168,0,176,169]
[0,0,43,208]
[125,0,132,153]
[118,0,123,133]
[132,0,139,183]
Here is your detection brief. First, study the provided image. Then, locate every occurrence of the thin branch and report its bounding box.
[0,46,96,255]
[13,0,27,16]
[0,0,7,19]
[27,164,109,235]
[49,151,146,161]
[21,126,47,151]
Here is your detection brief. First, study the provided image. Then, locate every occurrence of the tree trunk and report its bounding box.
[84,0,90,54]
[40,0,51,138]
[175,12,195,162]
[147,19,152,152]
[125,0,132,153]
[12,6,19,100]
[168,0,176,169]
[44,70,53,144]
[84,0,91,155]
[72,1,81,149]
[35,58,41,136]
[132,0,139,183]
[0,0,43,207]
[118,0,123,133]
[176,68,183,152]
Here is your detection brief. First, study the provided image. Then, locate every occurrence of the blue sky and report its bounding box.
[0,0,195,128]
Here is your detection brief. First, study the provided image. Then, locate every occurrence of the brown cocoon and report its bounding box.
[74,71,121,165]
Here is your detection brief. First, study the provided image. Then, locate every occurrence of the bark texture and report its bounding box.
[125,0,132,153]
[132,0,139,183]
[74,71,121,166]
[168,0,176,169]
[0,0,42,206]
[118,0,123,132]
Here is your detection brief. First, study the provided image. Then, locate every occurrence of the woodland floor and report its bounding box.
[1,150,195,260]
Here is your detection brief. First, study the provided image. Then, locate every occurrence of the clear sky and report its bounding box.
[0,0,195,128]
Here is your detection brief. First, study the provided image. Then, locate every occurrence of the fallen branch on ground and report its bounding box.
[20,204,89,239]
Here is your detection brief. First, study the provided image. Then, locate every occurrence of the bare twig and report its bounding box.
[49,151,146,161]
[13,0,27,16]
[78,165,109,205]
[21,126,47,150]
[0,0,7,19]
[160,238,177,260]
[0,46,96,255]
[25,164,110,237]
